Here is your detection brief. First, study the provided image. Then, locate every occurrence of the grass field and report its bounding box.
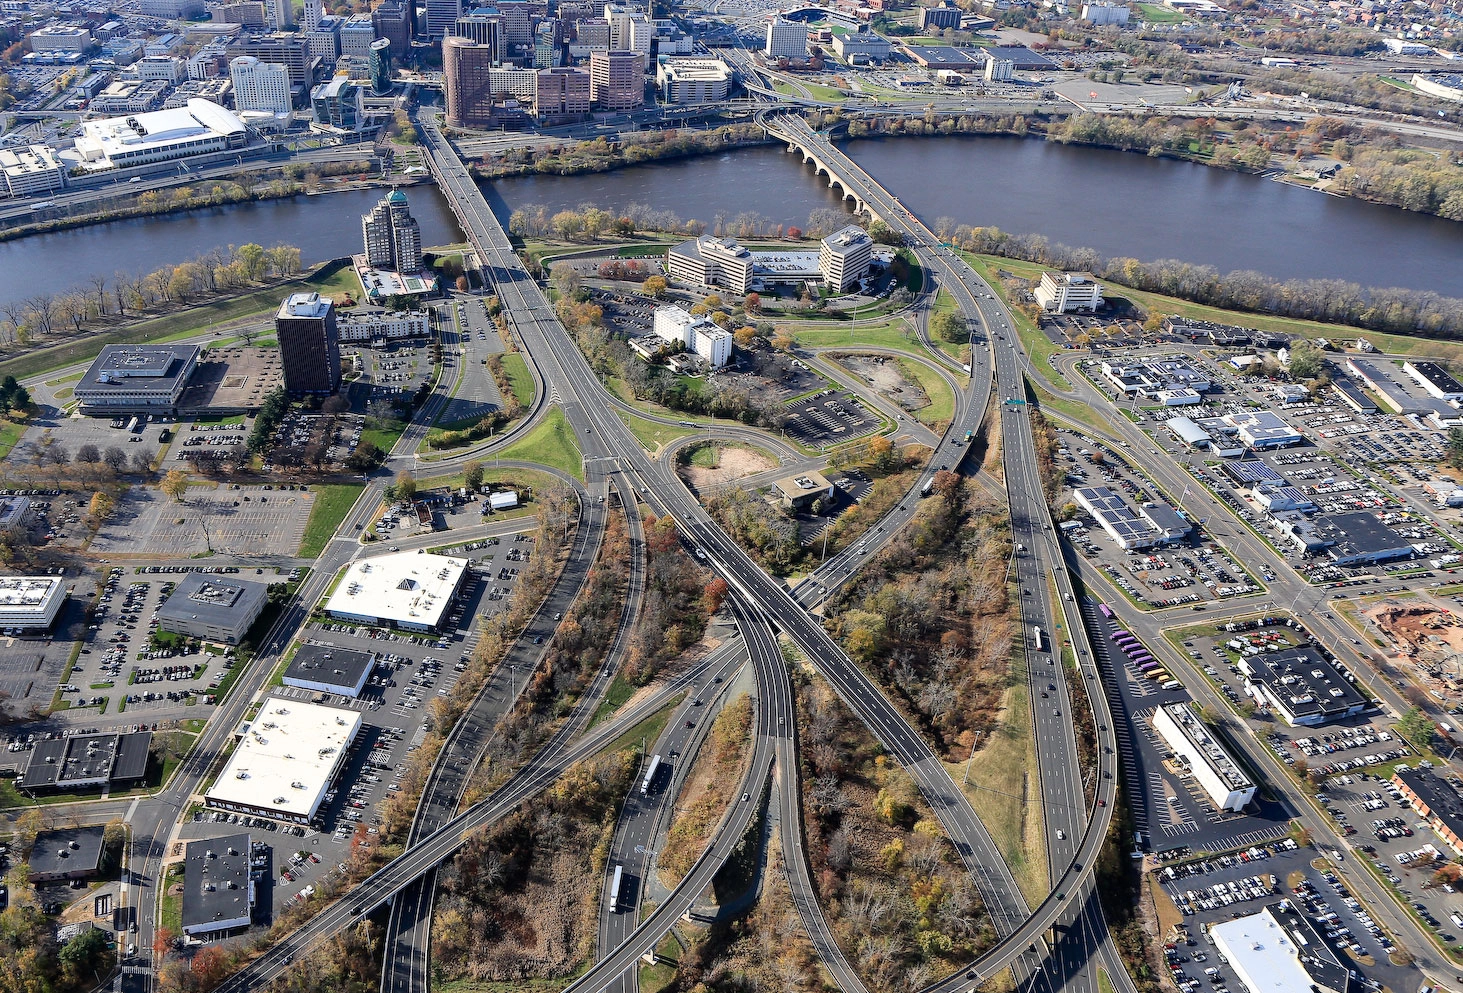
[499,353,535,407]
[0,419,25,461]
[946,679,1050,907]
[361,420,408,455]
[495,405,583,479]
[1138,2,1184,20]
[616,408,697,454]
[606,694,685,754]
[895,357,956,429]
[792,319,921,352]
[299,484,365,558]
[0,260,360,383]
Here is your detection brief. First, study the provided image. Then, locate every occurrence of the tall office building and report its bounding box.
[764,16,807,59]
[496,0,533,47]
[362,190,424,273]
[372,3,412,58]
[535,65,588,122]
[340,13,377,59]
[275,293,340,396]
[424,0,463,39]
[369,38,393,94]
[442,35,496,127]
[301,0,322,32]
[306,17,341,62]
[226,33,310,86]
[588,49,643,110]
[263,0,293,30]
[533,20,561,66]
[451,8,501,57]
[229,56,291,113]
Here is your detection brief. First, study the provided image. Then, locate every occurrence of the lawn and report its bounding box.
[361,420,409,455]
[299,484,365,558]
[0,419,25,461]
[606,694,686,754]
[0,259,359,383]
[616,408,697,455]
[895,357,956,429]
[499,353,535,408]
[159,863,184,937]
[494,405,583,479]
[1138,2,1184,20]
[790,319,922,353]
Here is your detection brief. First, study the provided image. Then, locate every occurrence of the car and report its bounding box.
[741,792,749,802]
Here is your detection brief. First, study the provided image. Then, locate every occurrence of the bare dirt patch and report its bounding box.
[832,352,930,416]
[679,444,778,490]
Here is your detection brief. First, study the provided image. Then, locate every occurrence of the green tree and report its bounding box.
[463,460,484,491]
[867,221,904,246]
[160,470,188,502]
[1446,427,1463,469]
[236,243,267,282]
[1286,340,1326,380]
[395,471,417,502]
[1397,706,1435,747]
[931,311,967,343]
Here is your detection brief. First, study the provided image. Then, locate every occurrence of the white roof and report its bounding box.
[1210,905,1345,993]
[74,99,245,160]
[206,697,361,820]
[325,550,466,627]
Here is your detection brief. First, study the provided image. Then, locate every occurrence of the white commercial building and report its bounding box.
[336,309,431,342]
[0,145,66,198]
[984,54,1014,81]
[655,57,730,103]
[667,235,755,294]
[819,225,874,291]
[1152,703,1256,813]
[230,56,292,114]
[0,577,67,632]
[1034,271,1104,312]
[325,550,468,631]
[340,13,377,59]
[1221,410,1303,449]
[1209,904,1349,993]
[136,55,187,83]
[764,16,808,59]
[651,305,733,368]
[66,99,247,171]
[29,25,91,52]
[1080,1,1130,23]
[205,697,363,824]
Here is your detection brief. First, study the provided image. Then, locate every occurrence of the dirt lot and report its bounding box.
[679,444,778,491]
[833,352,929,416]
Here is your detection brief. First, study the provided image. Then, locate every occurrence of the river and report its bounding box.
[1,136,1460,310]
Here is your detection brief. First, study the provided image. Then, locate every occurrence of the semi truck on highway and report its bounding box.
[641,754,662,796]
[609,865,623,912]
[1032,626,1045,652]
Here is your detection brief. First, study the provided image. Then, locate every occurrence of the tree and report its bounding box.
[76,443,100,464]
[743,292,761,314]
[641,275,667,298]
[87,492,116,525]
[931,311,966,343]
[395,471,417,503]
[1396,706,1434,747]
[867,220,904,246]
[702,577,729,615]
[1286,339,1326,380]
[236,243,267,282]
[464,460,484,491]
[160,470,189,502]
[103,446,129,471]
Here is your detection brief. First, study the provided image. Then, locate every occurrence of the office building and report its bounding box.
[534,20,562,66]
[1210,904,1348,993]
[180,834,254,938]
[0,496,31,532]
[20,732,151,794]
[206,697,362,824]
[775,471,838,511]
[535,65,590,122]
[1152,703,1255,813]
[143,0,207,15]
[302,0,323,31]
[263,0,293,29]
[226,33,310,86]
[340,13,377,59]
[337,308,430,342]
[275,292,341,395]
[1393,767,1463,857]
[369,38,393,94]
[157,573,269,645]
[424,0,463,38]
[306,16,341,62]
[829,28,891,63]
[667,235,753,294]
[75,344,201,414]
[589,49,644,109]
[29,25,91,51]
[28,829,106,881]
[1238,645,1368,727]
[284,644,376,698]
[656,57,730,103]
[919,3,963,29]
[0,576,66,631]
[496,0,533,48]
[1035,271,1103,312]
[311,76,362,130]
[651,305,732,368]
[361,189,424,273]
[325,550,468,631]
[819,225,873,291]
[372,3,412,58]
[764,16,807,59]
[443,35,496,127]
[573,16,610,51]
[0,145,65,198]
[230,56,291,113]
[137,55,187,83]
[453,8,501,53]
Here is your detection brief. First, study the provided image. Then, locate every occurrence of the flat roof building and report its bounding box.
[75,344,201,415]
[1153,702,1255,812]
[0,144,65,198]
[651,305,732,368]
[1074,486,1164,550]
[589,49,644,110]
[156,573,269,646]
[66,100,247,172]
[283,643,375,698]
[28,828,105,882]
[774,470,837,512]
[1035,271,1103,313]
[1346,359,1425,414]
[0,576,67,632]
[655,56,730,104]
[324,550,468,631]
[1404,361,1463,402]
[819,225,873,291]
[1239,645,1368,727]
[206,696,363,824]
[1220,411,1303,449]
[1393,766,1463,857]
[20,730,152,793]
[1316,512,1413,567]
[667,236,754,294]
[1209,903,1348,993]
[764,16,807,59]
[276,292,341,396]
[180,833,254,938]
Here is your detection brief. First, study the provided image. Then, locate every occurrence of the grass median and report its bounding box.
[299,484,365,558]
[494,405,583,480]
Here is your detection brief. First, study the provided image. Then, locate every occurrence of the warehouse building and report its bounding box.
[1392,766,1463,857]
[157,574,269,645]
[181,833,255,938]
[1316,512,1413,567]
[1152,703,1255,812]
[1210,903,1348,993]
[1239,645,1367,727]
[324,550,468,631]
[1404,361,1463,402]
[1166,416,1212,451]
[75,344,201,415]
[1331,377,1379,414]
[0,576,67,632]
[283,643,375,698]
[28,828,106,883]
[1346,359,1428,414]
[206,696,362,824]
[19,730,152,794]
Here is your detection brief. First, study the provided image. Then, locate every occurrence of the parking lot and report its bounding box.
[90,483,312,557]
[782,390,878,449]
[437,295,506,427]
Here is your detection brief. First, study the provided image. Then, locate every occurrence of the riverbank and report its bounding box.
[465,121,773,180]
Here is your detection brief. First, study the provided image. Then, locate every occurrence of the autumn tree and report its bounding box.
[395,471,418,502]
[702,577,730,615]
[464,460,484,491]
[160,470,189,502]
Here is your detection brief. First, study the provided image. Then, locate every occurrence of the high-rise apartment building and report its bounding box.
[588,49,643,110]
[361,190,424,274]
[229,55,291,113]
[764,16,807,59]
[275,293,340,395]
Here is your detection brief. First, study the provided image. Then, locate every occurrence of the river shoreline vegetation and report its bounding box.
[463,121,771,180]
